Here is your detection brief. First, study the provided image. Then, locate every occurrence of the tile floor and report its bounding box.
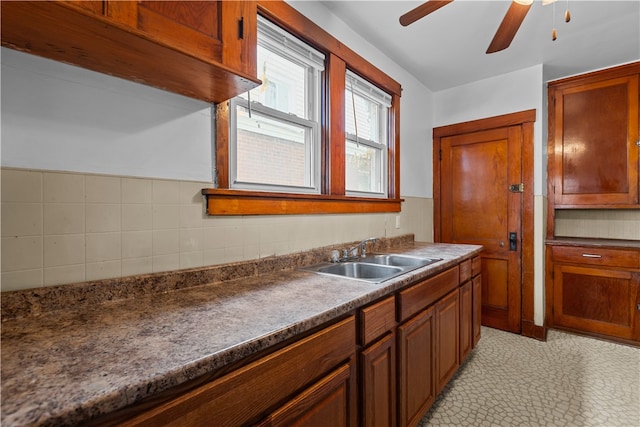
[420,327,640,426]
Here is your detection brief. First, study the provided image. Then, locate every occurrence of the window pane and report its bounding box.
[345,90,380,143]
[236,106,312,188]
[346,140,382,193]
[239,45,307,119]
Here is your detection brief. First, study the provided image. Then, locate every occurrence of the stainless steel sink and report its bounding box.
[317,262,403,280]
[360,254,439,268]
[302,253,442,283]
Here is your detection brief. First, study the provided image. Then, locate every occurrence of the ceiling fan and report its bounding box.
[399,0,567,54]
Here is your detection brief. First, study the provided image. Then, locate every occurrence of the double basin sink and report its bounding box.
[303,253,442,283]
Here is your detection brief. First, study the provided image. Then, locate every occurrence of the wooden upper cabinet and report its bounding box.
[548,62,640,207]
[0,0,260,103]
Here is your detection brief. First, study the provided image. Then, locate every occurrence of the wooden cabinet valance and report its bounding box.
[0,1,261,103]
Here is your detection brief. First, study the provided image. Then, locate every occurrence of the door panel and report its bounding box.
[440,126,523,333]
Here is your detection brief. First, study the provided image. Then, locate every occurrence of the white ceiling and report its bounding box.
[319,0,640,91]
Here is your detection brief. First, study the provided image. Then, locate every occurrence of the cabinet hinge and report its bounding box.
[439,149,442,161]
[636,140,640,147]
[509,183,524,193]
[238,17,245,40]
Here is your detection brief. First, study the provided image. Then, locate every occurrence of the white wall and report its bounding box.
[433,65,546,326]
[1,48,214,182]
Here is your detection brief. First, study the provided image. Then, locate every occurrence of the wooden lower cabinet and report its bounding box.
[435,289,460,393]
[360,332,396,427]
[472,274,482,348]
[397,307,436,427]
[459,280,472,362]
[547,244,640,344]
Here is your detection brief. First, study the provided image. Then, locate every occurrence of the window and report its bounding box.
[345,70,391,197]
[205,2,402,216]
[229,16,325,193]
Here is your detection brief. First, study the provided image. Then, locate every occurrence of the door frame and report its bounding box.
[433,109,538,339]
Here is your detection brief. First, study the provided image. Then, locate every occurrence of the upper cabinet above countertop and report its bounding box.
[0,0,260,103]
[547,62,640,209]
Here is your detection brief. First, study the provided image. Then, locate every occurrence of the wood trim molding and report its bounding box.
[202,189,403,215]
[432,109,536,138]
[521,320,547,341]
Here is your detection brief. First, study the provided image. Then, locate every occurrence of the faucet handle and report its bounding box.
[361,237,377,257]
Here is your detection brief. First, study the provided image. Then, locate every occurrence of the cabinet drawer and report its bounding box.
[552,246,640,269]
[459,259,472,283]
[472,256,481,277]
[397,267,459,322]
[123,316,356,426]
[359,296,396,346]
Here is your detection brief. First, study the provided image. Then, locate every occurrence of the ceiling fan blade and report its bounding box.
[399,0,454,27]
[486,1,532,54]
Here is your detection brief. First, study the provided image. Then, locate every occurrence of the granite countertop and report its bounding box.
[546,237,640,249]
[1,241,482,426]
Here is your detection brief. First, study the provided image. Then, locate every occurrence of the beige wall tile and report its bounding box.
[180,205,204,229]
[152,254,179,273]
[86,260,121,281]
[44,172,84,203]
[44,203,84,235]
[224,246,244,263]
[179,181,208,204]
[86,203,121,233]
[153,180,179,204]
[180,251,203,269]
[179,228,203,253]
[122,231,152,259]
[2,203,42,237]
[2,169,42,202]
[44,264,85,286]
[1,269,43,291]
[152,229,179,256]
[122,204,152,231]
[153,205,179,229]
[86,175,121,203]
[202,227,224,250]
[2,236,42,271]
[221,224,243,248]
[86,232,121,263]
[122,257,152,277]
[122,178,153,204]
[203,248,224,266]
[44,234,85,267]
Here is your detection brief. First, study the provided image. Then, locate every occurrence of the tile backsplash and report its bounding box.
[554,209,640,240]
[1,168,432,291]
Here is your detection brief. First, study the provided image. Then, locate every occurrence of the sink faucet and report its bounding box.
[360,237,377,257]
[330,237,377,263]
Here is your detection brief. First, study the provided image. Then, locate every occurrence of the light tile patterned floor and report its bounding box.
[420,327,640,427]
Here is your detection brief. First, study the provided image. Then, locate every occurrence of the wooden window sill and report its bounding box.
[201,189,403,215]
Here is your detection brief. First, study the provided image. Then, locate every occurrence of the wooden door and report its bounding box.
[397,307,435,427]
[440,126,523,333]
[361,333,396,427]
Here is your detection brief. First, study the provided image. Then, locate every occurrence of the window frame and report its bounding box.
[203,0,402,215]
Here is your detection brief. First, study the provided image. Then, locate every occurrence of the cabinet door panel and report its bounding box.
[397,307,435,427]
[551,71,639,206]
[459,281,472,362]
[361,333,396,427]
[472,275,482,348]
[436,289,460,392]
[258,362,356,427]
[553,264,639,340]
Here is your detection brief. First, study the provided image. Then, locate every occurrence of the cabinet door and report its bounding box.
[397,307,435,427]
[257,361,357,427]
[551,72,639,206]
[472,275,482,348]
[361,333,396,427]
[436,289,459,393]
[459,281,472,362]
[106,0,256,76]
[552,264,640,341]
